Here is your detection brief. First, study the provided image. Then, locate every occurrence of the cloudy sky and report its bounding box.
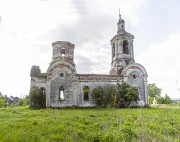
[0,0,180,99]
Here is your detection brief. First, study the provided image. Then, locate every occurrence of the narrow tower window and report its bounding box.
[123,40,129,54]
[83,86,89,101]
[112,43,115,57]
[59,86,64,101]
[61,48,65,56]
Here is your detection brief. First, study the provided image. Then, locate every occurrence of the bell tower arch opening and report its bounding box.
[52,41,75,62]
[112,43,115,58]
[123,40,129,54]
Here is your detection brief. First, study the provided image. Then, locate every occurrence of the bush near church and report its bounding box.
[29,87,46,108]
[92,83,139,108]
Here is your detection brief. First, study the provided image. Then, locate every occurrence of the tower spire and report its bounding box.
[119,8,121,20]
[117,8,125,34]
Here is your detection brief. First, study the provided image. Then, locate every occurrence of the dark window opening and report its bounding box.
[61,48,65,56]
[83,86,89,101]
[40,87,45,95]
[60,73,64,77]
[112,43,115,57]
[132,74,137,79]
[59,86,64,101]
[122,25,124,29]
[125,59,130,64]
[123,40,129,54]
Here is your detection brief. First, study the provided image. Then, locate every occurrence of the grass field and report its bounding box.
[0,106,179,142]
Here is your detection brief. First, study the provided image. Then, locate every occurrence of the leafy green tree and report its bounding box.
[117,83,139,108]
[148,97,154,104]
[23,96,30,106]
[30,87,46,108]
[18,96,30,106]
[18,98,23,106]
[92,86,104,107]
[92,85,117,108]
[164,94,172,104]
[106,86,117,107]
[148,83,162,97]
[156,94,172,104]
[157,97,165,104]
[0,92,5,108]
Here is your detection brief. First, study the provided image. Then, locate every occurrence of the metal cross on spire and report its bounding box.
[119,8,121,20]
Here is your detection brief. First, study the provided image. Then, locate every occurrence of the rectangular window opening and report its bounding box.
[61,49,65,56]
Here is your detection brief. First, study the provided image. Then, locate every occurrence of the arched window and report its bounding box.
[61,48,65,56]
[59,86,64,101]
[123,40,129,54]
[83,86,89,101]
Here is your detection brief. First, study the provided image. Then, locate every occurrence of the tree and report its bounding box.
[18,95,30,106]
[107,86,117,107]
[148,83,162,97]
[18,98,23,106]
[29,87,46,108]
[156,97,165,104]
[23,96,30,106]
[92,86,104,107]
[164,94,172,104]
[117,83,139,108]
[0,92,5,108]
[156,94,172,104]
[92,85,118,108]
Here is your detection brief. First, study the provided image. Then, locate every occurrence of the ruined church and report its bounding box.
[30,13,148,107]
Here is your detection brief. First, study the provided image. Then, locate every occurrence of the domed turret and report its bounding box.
[117,9,125,35]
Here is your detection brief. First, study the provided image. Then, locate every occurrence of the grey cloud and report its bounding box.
[75,54,96,73]
[32,0,116,73]
[70,0,88,15]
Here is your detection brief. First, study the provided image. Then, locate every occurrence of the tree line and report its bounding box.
[0,92,29,107]
[148,83,173,104]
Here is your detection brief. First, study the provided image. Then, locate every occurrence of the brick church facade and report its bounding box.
[30,13,148,107]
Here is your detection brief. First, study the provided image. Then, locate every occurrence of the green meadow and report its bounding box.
[0,106,179,142]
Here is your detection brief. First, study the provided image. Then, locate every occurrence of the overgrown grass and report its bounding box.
[0,106,179,142]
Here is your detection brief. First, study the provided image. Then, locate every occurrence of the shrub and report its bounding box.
[29,87,46,108]
[117,83,139,108]
[0,92,5,108]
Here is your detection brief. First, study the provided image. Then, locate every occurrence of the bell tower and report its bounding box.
[110,10,135,75]
[52,41,75,63]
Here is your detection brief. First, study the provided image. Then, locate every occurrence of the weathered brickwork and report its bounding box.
[30,13,148,107]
